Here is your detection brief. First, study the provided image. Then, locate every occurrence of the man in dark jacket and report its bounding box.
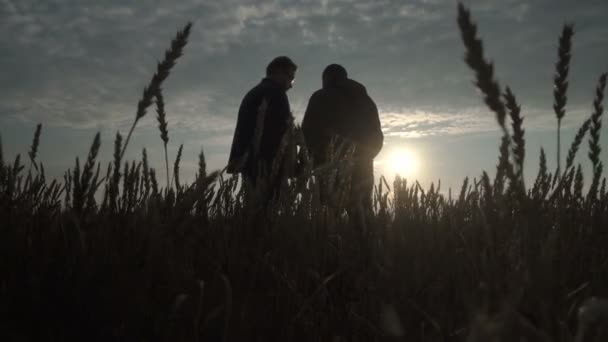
[227,56,297,189]
[302,64,383,208]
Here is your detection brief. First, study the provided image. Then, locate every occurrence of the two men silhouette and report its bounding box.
[228,56,383,207]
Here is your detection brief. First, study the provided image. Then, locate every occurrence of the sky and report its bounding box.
[1,0,607,192]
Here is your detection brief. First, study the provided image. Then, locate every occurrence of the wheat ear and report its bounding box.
[553,24,574,176]
[120,22,192,160]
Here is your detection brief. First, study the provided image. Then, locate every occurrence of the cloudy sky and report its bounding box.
[1,0,607,191]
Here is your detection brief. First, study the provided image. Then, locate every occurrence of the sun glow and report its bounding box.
[385,149,420,178]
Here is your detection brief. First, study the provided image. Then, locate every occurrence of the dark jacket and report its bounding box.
[227,78,292,177]
[302,78,383,166]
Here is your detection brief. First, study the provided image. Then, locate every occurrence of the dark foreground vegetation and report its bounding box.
[1,4,608,341]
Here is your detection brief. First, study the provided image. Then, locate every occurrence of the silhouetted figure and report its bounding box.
[227,56,297,197]
[302,64,383,208]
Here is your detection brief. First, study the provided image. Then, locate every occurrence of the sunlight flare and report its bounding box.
[381,148,420,179]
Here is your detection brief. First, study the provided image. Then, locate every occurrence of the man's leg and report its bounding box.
[351,159,374,210]
[348,159,375,267]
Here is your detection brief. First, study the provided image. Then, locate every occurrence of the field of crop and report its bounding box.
[1,4,607,342]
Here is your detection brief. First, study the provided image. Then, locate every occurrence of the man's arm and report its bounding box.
[347,94,383,158]
[256,89,293,161]
[364,96,384,157]
[302,92,331,163]
[227,93,258,173]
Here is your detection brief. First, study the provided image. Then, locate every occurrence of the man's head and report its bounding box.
[266,56,297,91]
[322,64,347,88]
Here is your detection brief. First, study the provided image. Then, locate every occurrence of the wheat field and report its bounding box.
[1,4,607,341]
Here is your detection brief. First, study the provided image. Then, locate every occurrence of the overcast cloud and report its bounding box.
[1,0,607,188]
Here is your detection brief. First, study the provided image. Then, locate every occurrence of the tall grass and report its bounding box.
[1,4,608,341]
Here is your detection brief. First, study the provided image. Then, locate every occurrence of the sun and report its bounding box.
[386,149,420,178]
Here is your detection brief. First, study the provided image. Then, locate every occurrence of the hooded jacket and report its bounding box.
[302,78,383,166]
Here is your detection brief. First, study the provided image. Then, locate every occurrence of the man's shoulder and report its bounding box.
[309,88,325,98]
[243,79,280,101]
[258,78,284,92]
[344,79,368,95]
[311,87,340,99]
[306,89,334,108]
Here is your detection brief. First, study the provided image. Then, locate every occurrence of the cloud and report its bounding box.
[380,108,498,138]
[378,101,599,140]
[1,0,606,186]
[1,0,607,143]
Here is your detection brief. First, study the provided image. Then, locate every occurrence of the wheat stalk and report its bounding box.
[504,87,525,186]
[457,3,508,135]
[150,168,159,195]
[63,167,71,208]
[101,162,112,210]
[28,123,41,171]
[587,73,607,199]
[73,132,101,212]
[120,162,130,211]
[195,148,208,217]
[532,148,549,197]
[494,135,510,195]
[156,90,171,188]
[458,176,469,203]
[120,22,192,160]
[553,24,574,176]
[574,164,584,199]
[109,131,123,211]
[173,143,183,191]
[565,119,591,173]
[142,148,150,198]
[197,147,206,181]
[122,161,141,212]
[85,162,102,213]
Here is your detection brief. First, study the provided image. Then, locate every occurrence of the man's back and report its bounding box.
[302,64,383,209]
[228,78,292,177]
[302,78,383,165]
